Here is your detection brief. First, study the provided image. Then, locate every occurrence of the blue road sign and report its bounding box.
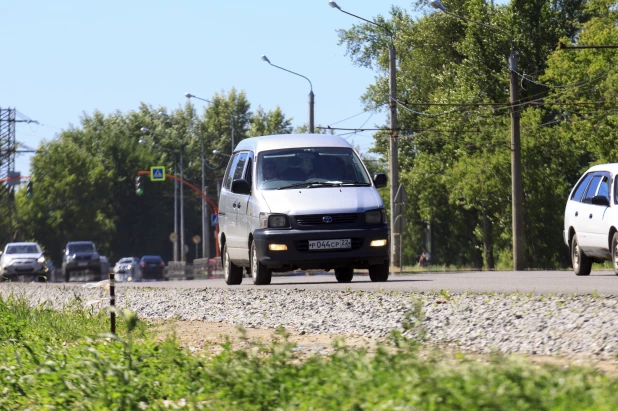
[150,166,166,181]
[211,214,218,227]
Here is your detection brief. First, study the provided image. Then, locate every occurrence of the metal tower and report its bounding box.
[0,107,17,200]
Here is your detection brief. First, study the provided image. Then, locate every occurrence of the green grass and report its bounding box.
[2,294,618,410]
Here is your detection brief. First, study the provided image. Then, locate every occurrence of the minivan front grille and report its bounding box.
[294,213,359,226]
[295,238,364,252]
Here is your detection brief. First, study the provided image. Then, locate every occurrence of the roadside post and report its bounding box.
[192,235,201,260]
[109,272,116,334]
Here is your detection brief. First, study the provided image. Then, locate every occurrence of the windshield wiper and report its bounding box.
[340,182,371,186]
[277,182,342,190]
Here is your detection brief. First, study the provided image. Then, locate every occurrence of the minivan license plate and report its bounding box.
[309,239,351,250]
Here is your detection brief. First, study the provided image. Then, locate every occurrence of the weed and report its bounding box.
[2,294,618,410]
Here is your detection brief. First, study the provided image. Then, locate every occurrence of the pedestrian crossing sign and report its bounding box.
[150,166,166,181]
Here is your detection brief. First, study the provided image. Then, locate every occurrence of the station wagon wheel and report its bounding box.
[335,267,354,283]
[223,244,243,285]
[571,234,591,276]
[612,233,618,276]
[251,241,272,285]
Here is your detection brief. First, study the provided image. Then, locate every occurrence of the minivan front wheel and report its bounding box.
[250,241,272,285]
[335,267,354,283]
[223,244,243,285]
[572,234,591,276]
[369,260,390,282]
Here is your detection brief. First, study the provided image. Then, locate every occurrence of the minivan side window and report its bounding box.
[233,152,248,181]
[245,155,253,187]
[571,173,593,202]
[223,154,240,190]
[582,175,602,204]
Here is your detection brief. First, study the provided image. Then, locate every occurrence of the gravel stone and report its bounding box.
[3,283,618,358]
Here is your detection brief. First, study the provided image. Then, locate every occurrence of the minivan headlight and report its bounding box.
[37,256,46,263]
[364,209,384,224]
[259,213,290,229]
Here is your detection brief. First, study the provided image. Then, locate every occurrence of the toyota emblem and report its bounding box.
[323,216,333,223]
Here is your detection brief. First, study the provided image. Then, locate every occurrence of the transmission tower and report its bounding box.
[0,108,17,201]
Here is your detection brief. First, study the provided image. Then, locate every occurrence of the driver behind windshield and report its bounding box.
[262,160,279,181]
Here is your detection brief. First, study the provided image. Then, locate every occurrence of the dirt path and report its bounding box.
[151,320,618,375]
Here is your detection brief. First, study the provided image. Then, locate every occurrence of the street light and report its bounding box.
[213,149,231,158]
[185,92,215,261]
[330,1,402,268]
[140,126,186,262]
[261,55,315,133]
[429,0,524,271]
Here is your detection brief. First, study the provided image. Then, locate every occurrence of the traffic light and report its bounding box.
[26,181,33,199]
[135,176,144,196]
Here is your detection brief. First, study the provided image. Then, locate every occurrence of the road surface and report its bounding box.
[119,270,618,295]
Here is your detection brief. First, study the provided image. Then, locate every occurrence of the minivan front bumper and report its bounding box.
[253,226,390,270]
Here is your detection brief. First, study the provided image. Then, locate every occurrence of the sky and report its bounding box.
[2,0,429,175]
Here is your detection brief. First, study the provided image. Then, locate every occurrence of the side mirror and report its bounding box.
[231,178,251,195]
[592,195,610,207]
[373,173,387,189]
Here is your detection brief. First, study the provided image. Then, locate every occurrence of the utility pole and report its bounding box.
[510,51,524,271]
[388,43,400,268]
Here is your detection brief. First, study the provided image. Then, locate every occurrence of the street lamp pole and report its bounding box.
[430,0,525,270]
[185,93,213,261]
[140,127,186,262]
[261,55,314,133]
[329,0,402,268]
[138,137,179,262]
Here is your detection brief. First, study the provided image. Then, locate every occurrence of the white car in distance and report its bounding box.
[113,257,141,282]
[0,242,47,280]
[564,163,618,276]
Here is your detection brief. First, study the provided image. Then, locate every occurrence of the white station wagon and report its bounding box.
[564,163,618,276]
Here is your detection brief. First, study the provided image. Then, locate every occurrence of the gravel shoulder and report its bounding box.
[2,282,618,369]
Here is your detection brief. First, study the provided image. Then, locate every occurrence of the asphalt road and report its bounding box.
[119,270,618,296]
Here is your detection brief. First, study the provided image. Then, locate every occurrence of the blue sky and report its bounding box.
[2,1,426,175]
[2,1,506,174]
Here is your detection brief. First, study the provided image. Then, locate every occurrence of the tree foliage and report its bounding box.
[338,0,618,268]
[7,90,293,264]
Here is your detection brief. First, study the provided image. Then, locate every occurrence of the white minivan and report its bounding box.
[564,163,618,276]
[218,134,390,285]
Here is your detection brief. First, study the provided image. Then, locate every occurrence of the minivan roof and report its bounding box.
[586,163,618,174]
[233,134,353,154]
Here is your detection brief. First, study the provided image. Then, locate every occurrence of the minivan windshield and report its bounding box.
[257,147,371,190]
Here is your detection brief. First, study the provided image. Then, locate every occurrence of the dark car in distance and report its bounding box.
[62,241,104,282]
[140,255,166,280]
